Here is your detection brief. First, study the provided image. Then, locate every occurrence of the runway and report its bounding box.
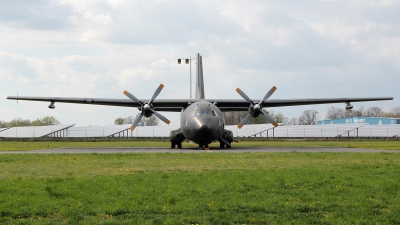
[1,147,400,154]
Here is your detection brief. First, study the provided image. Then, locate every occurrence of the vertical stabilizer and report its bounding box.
[195,53,205,99]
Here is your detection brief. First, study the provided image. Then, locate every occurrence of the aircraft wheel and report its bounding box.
[171,142,176,148]
[227,144,231,149]
[177,142,182,148]
[220,142,225,148]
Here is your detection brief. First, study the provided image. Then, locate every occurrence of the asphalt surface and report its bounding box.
[1,147,400,154]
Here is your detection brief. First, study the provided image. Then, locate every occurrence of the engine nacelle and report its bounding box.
[170,128,185,144]
[141,103,154,117]
[48,101,55,109]
[221,129,234,143]
[249,103,262,118]
[345,102,353,110]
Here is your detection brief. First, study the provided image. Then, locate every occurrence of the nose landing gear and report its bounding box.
[198,141,209,150]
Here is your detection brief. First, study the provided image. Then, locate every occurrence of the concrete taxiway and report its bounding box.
[1,147,399,154]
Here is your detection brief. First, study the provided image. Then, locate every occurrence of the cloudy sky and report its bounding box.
[1,0,399,126]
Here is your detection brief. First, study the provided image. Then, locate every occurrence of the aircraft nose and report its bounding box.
[198,124,212,136]
[195,119,213,137]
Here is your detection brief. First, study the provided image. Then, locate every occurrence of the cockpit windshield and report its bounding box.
[189,103,217,117]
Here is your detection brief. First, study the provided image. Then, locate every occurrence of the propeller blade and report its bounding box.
[149,84,164,105]
[237,113,253,129]
[236,88,255,105]
[151,109,171,125]
[261,110,278,127]
[261,86,277,105]
[130,114,143,131]
[123,90,143,106]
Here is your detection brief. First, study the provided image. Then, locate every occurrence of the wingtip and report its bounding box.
[237,123,243,129]
[130,125,136,131]
[165,119,170,125]
[159,84,164,89]
[236,88,241,93]
[123,90,129,95]
[272,86,277,91]
[273,122,278,127]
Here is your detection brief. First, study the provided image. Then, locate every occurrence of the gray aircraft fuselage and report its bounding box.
[180,101,225,144]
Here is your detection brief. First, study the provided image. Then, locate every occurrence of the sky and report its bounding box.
[0,0,399,126]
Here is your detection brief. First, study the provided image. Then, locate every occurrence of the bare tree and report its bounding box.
[391,106,400,118]
[115,115,159,126]
[0,120,10,128]
[352,106,365,117]
[141,115,159,126]
[326,107,345,119]
[223,111,249,125]
[364,107,383,117]
[123,116,135,124]
[286,117,299,125]
[222,110,286,125]
[326,106,370,119]
[298,110,319,125]
[273,111,288,124]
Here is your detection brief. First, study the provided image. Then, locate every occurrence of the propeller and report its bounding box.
[236,86,278,129]
[123,84,170,131]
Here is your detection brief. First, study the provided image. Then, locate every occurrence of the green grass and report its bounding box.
[0,153,400,224]
[1,139,400,151]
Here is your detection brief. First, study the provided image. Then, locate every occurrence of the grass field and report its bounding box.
[1,152,400,224]
[1,139,400,151]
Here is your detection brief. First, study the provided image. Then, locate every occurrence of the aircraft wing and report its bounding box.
[6,96,393,112]
[210,97,394,111]
[6,96,190,112]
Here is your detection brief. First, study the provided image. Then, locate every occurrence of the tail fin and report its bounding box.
[195,53,205,99]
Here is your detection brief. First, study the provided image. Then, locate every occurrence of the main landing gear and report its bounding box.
[171,142,182,148]
[219,141,231,149]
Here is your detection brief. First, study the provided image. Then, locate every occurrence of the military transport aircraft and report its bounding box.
[6,55,393,149]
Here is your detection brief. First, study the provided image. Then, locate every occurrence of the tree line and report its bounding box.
[4,105,399,128]
[114,105,400,127]
[325,106,400,119]
[114,115,159,126]
[222,105,400,126]
[0,116,61,128]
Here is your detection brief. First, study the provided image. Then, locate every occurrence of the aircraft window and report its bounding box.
[200,109,208,115]
[189,110,200,116]
[190,104,213,116]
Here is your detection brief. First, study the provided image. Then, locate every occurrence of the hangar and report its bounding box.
[318,117,400,125]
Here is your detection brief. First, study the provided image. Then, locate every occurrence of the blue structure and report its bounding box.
[318,117,400,125]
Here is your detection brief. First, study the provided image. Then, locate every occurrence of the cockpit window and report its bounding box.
[189,109,199,116]
[189,103,215,116]
[200,109,210,115]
